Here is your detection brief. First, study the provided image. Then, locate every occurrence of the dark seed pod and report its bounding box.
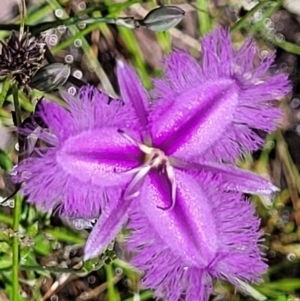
[29,63,71,92]
[139,6,185,32]
[0,31,46,92]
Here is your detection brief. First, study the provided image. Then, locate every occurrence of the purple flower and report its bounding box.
[151,28,290,162]
[12,27,290,301]
[127,190,267,301]
[13,88,141,219]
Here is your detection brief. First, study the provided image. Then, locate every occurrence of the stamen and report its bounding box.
[118,129,178,210]
[118,129,153,154]
[123,165,152,201]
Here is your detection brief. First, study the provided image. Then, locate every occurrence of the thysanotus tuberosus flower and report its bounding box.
[12,28,290,300]
[0,31,45,92]
[151,28,290,163]
[127,190,266,301]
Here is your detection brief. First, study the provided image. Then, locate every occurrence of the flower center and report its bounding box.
[118,129,176,210]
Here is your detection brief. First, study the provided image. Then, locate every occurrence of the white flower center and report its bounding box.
[118,129,176,210]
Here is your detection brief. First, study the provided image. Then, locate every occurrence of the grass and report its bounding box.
[1,0,300,300]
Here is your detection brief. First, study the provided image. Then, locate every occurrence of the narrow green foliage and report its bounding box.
[0,78,11,108]
[196,0,211,35]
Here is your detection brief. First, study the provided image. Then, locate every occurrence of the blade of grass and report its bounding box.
[231,0,271,33]
[275,130,300,194]
[0,78,11,108]
[12,84,23,301]
[156,31,171,54]
[0,148,13,171]
[44,227,85,245]
[12,192,22,299]
[196,0,211,36]
[234,0,300,54]
[105,264,121,301]
[235,278,267,301]
[19,0,26,38]
[0,3,54,38]
[51,23,99,53]
[0,212,13,225]
[269,37,300,55]
[47,0,116,96]
[106,0,141,16]
[249,0,283,33]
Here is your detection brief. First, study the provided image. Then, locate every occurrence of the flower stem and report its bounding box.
[19,0,26,38]
[12,85,21,127]
[12,195,22,301]
[12,85,23,301]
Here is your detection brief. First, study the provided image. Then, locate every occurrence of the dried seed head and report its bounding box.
[0,31,46,92]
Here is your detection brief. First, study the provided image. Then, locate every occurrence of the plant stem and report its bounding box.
[196,0,211,36]
[12,85,23,301]
[0,16,136,37]
[12,86,21,127]
[0,77,11,108]
[12,195,22,301]
[19,0,26,38]
[231,0,271,33]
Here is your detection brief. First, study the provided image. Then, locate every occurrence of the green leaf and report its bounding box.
[33,234,51,256]
[27,222,39,238]
[275,296,288,301]
[0,77,11,108]
[0,242,10,253]
[44,227,85,245]
[0,149,12,171]
[0,254,12,270]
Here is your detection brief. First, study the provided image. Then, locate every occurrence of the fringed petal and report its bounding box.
[140,169,219,266]
[57,128,141,186]
[127,209,213,301]
[207,191,268,284]
[150,79,239,158]
[127,190,267,301]
[151,28,290,162]
[151,51,204,98]
[63,85,140,133]
[13,85,144,218]
[34,101,73,143]
[14,153,124,217]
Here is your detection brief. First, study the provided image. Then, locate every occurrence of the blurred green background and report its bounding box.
[1,0,300,300]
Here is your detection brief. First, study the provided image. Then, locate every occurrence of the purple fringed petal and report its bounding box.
[64,85,140,133]
[150,79,238,157]
[57,128,141,186]
[14,153,124,217]
[128,209,213,301]
[127,190,267,301]
[13,85,143,218]
[140,169,218,267]
[151,51,204,98]
[117,61,150,134]
[151,28,290,162]
[36,101,73,142]
[208,192,268,284]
